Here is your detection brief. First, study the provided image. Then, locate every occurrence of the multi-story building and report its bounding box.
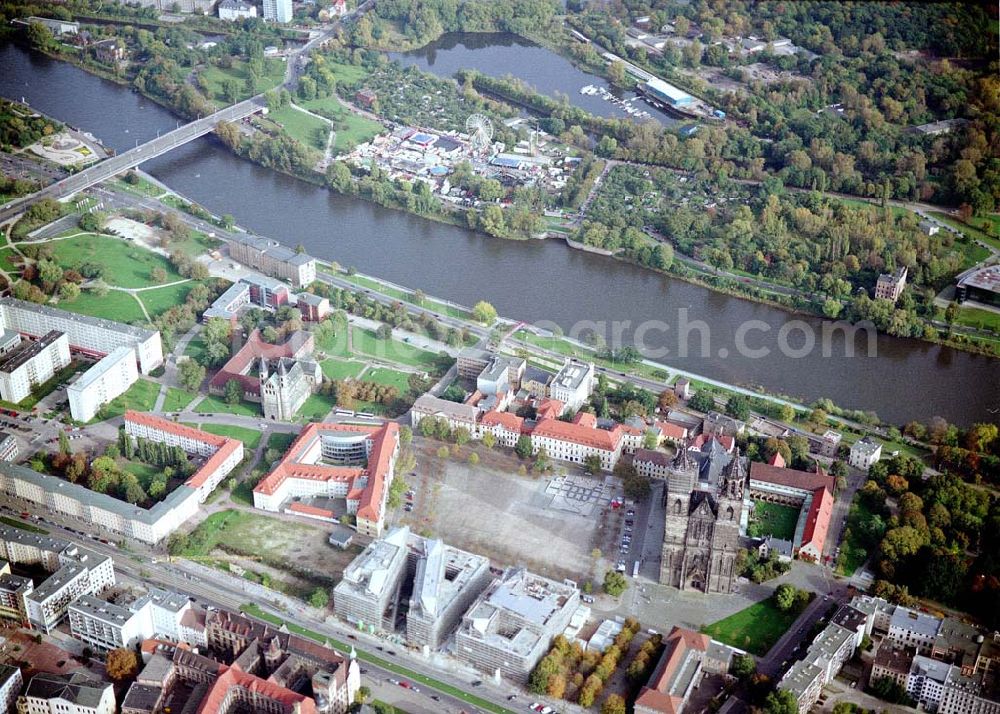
[0,297,162,374]
[17,672,115,714]
[0,570,33,625]
[0,431,18,462]
[228,235,315,286]
[404,534,491,650]
[454,567,579,680]
[779,660,826,714]
[263,0,292,21]
[254,421,399,537]
[875,266,907,303]
[889,605,942,653]
[529,411,626,471]
[66,346,138,422]
[0,330,70,403]
[259,357,314,421]
[520,365,553,400]
[68,594,150,652]
[548,360,594,413]
[203,274,294,322]
[123,412,244,502]
[849,437,882,471]
[0,526,114,632]
[808,429,843,458]
[217,0,257,20]
[1,416,242,545]
[633,449,675,481]
[297,292,331,322]
[334,527,409,632]
[871,642,915,688]
[0,665,22,714]
[748,462,836,562]
[208,329,319,414]
[634,627,735,714]
[26,562,92,632]
[410,394,479,434]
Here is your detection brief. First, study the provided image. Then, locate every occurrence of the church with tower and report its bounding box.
[659,442,748,594]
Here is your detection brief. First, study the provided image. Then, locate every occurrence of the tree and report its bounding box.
[472,300,497,325]
[106,648,140,682]
[468,452,480,465]
[584,454,602,473]
[689,391,715,413]
[515,435,533,459]
[731,653,756,680]
[725,394,751,421]
[482,432,496,449]
[399,426,412,447]
[603,570,627,597]
[453,427,471,446]
[224,379,243,405]
[27,22,54,50]
[658,389,678,411]
[764,689,799,714]
[308,588,329,608]
[354,686,372,705]
[375,323,392,340]
[601,694,626,714]
[436,445,450,459]
[779,404,796,423]
[178,360,206,392]
[58,430,71,456]
[150,266,167,284]
[774,583,798,612]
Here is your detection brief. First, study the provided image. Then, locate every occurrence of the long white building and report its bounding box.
[0,330,70,403]
[17,671,115,714]
[0,297,162,374]
[68,587,196,653]
[66,346,138,422]
[0,415,242,544]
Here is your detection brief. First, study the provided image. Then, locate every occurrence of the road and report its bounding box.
[0,507,522,714]
[0,98,264,224]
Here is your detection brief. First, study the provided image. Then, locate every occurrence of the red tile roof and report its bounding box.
[196,664,317,714]
[480,410,524,432]
[530,418,624,451]
[534,398,564,421]
[693,433,734,453]
[287,502,335,518]
[208,329,312,395]
[767,451,786,468]
[254,421,399,526]
[573,411,597,428]
[656,421,689,441]
[124,411,243,491]
[801,485,834,556]
[635,627,710,713]
[749,461,833,494]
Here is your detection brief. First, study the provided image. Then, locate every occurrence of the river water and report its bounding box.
[389,31,677,125]
[2,41,997,426]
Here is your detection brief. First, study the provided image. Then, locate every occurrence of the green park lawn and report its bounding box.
[191,395,260,417]
[198,423,262,450]
[94,379,160,421]
[266,431,296,455]
[136,281,202,318]
[953,305,1000,332]
[747,500,800,541]
[0,246,21,273]
[297,95,383,151]
[350,327,438,370]
[268,105,329,151]
[57,290,146,323]
[313,315,351,358]
[701,598,803,656]
[362,367,412,393]
[46,233,183,288]
[184,336,208,363]
[320,357,365,381]
[161,387,198,412]
[931,211,1000,252]
[297,393,336,421]
[171,229,223,259]
[174,509,319,560]
[198,58,286,105]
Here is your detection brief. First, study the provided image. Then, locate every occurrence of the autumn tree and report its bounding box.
[106,648,140,682]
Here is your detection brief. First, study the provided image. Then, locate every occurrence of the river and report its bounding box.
[2,42,997,426]
[389,32,677,125]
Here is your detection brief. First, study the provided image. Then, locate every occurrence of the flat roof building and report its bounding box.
[0,330,70,404]
[334,527,409,632]
[67,346,138,422]
[0,297,162,374]
[454,567,580,680]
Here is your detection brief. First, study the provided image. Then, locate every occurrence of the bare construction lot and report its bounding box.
[396,446,621,583]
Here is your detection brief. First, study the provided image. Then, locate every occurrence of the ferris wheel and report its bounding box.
[465,113,494,153]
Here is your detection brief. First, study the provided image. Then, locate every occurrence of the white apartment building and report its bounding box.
[217,0,257,20]
[67,346,138,422]
[888,606,942,653]
[0,331,70,404]
[17,672,115,714]
[0,665,22,714]
[849,437,883,471]
[263,0,292,22]
[0,297,162,374]
[0,431,18,462]
[68,594,150,652]
[548,360,595,413]
[26,562,92,632]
